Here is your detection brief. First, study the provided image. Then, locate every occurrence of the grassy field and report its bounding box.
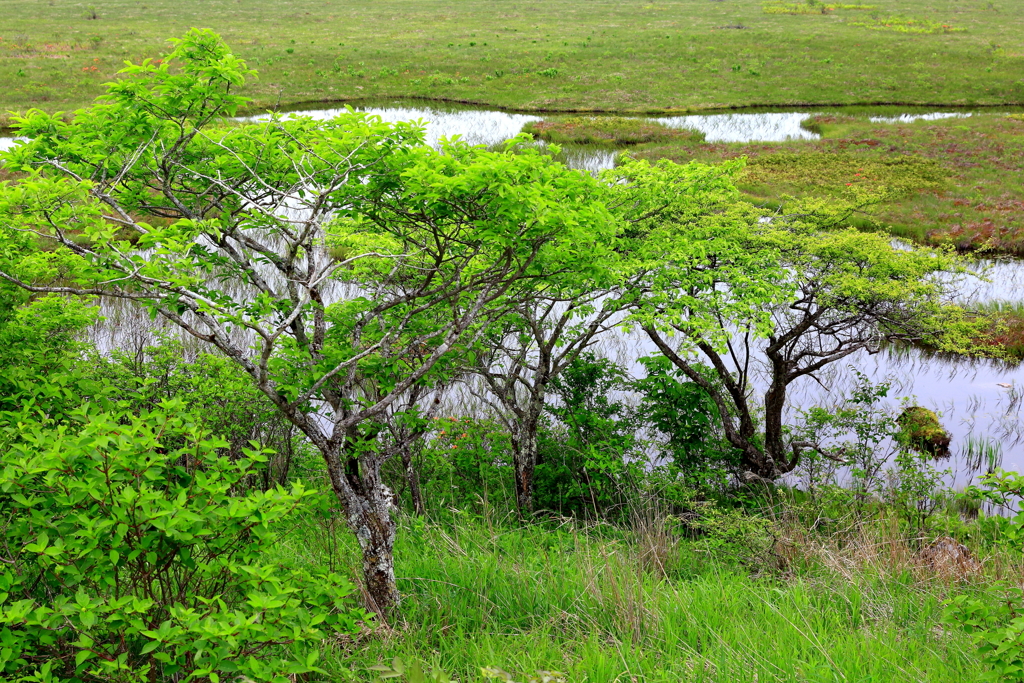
[1,0,1024,127]
[279,507,992,682]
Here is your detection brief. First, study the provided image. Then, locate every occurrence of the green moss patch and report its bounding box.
[740,152,948,199]
[897,406,951,457]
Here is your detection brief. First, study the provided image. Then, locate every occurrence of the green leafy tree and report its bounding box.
[0,30,617,612]
[471,290,621,513]
[611,157,973,482]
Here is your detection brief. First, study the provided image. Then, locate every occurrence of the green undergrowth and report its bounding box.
[278,506,989,682]
[523,117,703,146]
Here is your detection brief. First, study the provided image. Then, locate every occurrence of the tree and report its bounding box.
[0,30,617,613]
[613,157,971,482]
[472,289,620,513]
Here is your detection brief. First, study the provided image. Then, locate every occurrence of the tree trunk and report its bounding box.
[348,495,399,615]
[324,439,400,615]
[757,377,789,479]
[513,423,539,515]
[401,444,425,516]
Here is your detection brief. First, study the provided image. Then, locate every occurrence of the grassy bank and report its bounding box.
[2,0,1024,124]
[282,505,996,682]
[620,112,1024,254]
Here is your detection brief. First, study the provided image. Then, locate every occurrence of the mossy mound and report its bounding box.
[522,117,704,146]
[799,114,859,135]
[897,406,951,457]
[740,152,948,199]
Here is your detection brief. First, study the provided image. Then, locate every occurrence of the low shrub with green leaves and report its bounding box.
[0,403,364,682]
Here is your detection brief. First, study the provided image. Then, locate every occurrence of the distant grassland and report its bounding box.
[1,0,1023,126]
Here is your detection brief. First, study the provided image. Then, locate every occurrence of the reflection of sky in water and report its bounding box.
[238,104,543,148]
[594,320,1024,484]
[0,137,26,152]
[0,106,1002,164]
[869,112,970,124]
[656,112,817,142]
[959,259,1024,304]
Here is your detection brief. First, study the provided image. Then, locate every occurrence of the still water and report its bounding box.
[4,102,1023,481]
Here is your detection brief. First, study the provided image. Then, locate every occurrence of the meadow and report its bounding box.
[2,0,1024,128]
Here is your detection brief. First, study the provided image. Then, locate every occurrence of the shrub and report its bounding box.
[98,336,309,490]
[534,353,641,516]
[0,402,364,682]
[633,355,737,497]
[407,416,515,512]
[0,293,96,418]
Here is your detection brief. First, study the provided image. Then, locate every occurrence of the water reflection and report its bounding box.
[656,112,816,142]
[0,137,26,152]
[238,102,543,148]
[868,112,970,124]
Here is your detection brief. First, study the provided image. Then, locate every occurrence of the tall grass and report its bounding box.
[960,433,1004,474]
[278,505,986,681]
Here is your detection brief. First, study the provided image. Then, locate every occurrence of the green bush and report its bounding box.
[0,293,97,419]
[407,416,515,512]
[98,336,311,490]
[534,353,640,516]
[945,585,1024,682]
[633,354,736,497]
[0,403,364,682]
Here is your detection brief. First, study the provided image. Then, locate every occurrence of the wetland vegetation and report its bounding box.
[2,2,1024,680]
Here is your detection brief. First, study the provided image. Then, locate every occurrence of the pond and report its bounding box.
[4,100,1024,483]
